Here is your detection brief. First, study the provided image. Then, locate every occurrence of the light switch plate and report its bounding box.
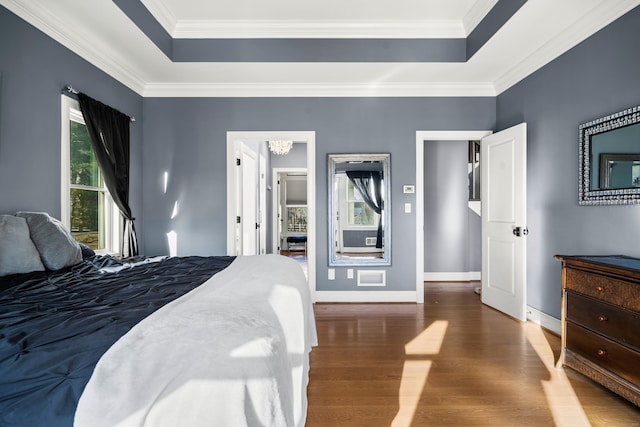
[405,203,412,213]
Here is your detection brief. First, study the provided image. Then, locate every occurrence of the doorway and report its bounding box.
[415,128,527,321]
[226,131,316,300]
[416,131,491,303]
[273,169,308,277]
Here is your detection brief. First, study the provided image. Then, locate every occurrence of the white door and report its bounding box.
[258,154,267,254]
[481,123,527,321]
[241,146,258,255]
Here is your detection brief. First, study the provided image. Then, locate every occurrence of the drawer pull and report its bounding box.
[595,286,604,292]
[597,315,608,322]
[597,349,608,357]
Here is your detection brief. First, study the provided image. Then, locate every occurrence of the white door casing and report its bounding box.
[272,169,307,253]
[480,123,527,321]
[240,145,258,255]
[415,131,492,304]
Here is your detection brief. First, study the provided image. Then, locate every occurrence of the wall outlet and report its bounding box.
[347,269,354,279]
[328,269,335,280]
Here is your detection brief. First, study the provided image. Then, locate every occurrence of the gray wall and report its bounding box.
[496,6,640,318]
[141,97,495,292]
[424,140,481,273]
[0,7,144,246]
[271,142,307,169]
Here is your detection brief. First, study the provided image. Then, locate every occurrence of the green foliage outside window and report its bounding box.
[69,120,104,249]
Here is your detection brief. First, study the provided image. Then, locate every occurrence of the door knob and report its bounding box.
[512,226,529,237]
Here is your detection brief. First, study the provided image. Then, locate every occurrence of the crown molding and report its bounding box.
[140,0,176,35]
[494,0,640,94]
[2,0,147,95]
[140,0,469,39]
[462,0,499,35]
[142,81,497,98]
[171,20,466,39]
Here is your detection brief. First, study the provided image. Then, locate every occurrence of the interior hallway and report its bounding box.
[306,282,640,426]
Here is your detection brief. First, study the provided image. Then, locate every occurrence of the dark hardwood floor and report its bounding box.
[306,282,640,426]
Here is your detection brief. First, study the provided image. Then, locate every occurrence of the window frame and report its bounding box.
[61,95,121,255]
[337,174,379,228]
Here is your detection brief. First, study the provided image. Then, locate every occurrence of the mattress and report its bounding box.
[0,254,316,426]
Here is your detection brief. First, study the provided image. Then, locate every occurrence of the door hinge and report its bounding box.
[236,216,241,224]
[236,158,241,166]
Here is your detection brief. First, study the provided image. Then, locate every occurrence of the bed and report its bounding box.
[0,213,317,427]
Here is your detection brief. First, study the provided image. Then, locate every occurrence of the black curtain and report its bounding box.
[346,170,384,249]
[78,93,138,257]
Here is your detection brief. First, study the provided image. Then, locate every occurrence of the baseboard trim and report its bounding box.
[314,291,417,303]
[424,271,481,282]
[527,306,561,335]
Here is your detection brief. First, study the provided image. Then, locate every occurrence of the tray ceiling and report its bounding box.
[1,0,638,97]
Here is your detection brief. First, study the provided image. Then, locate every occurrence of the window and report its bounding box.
[61,96,121,253]
[346,178,377,226]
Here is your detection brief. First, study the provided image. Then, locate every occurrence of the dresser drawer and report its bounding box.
[565,267,640,311]
[566,291,640,351]
[566,322,640,387]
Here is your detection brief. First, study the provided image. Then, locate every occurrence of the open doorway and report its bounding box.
[415,127,529,323]
[415,131,491,303]
[226,131,316,300]
[273,169,308,277]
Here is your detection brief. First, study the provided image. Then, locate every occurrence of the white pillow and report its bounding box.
[0,215,45,276]
[16,212,82,271]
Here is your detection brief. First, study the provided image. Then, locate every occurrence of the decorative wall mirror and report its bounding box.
[579,105,640,205]
[328,153,391,266]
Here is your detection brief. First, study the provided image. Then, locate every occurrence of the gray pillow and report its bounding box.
[16,212,82,271]
[0,215,46,276]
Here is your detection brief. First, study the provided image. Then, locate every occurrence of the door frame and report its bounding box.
[272,168,308,254]
[415,131,492,303]
[227,131,316,299]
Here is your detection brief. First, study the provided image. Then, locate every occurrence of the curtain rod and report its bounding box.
[64,85,136,122]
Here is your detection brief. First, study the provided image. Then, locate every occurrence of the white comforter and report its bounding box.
[74,255,317,427]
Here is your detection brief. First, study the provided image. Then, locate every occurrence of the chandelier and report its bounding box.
[269,140,293,155]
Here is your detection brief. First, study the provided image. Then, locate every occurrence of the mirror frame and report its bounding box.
[328,153,391,266]
[579,105,640,205]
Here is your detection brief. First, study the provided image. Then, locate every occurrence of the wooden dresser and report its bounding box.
[556,255,640,406]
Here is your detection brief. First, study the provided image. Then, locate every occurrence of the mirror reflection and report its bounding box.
[579,105,640,205]
[590,122,640,190]
[328,153,391,266]
[598,153,640,189]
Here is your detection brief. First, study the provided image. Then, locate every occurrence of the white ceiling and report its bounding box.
[2,0,639,97]
[142,0,496,38]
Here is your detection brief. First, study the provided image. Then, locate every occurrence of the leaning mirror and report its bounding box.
[579,105,640,205]
[328,153,391,266]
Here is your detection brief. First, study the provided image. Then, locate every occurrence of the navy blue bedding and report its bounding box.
[0,255,235,427]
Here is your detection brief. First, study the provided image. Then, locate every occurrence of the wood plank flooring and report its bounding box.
[306,282,640,426]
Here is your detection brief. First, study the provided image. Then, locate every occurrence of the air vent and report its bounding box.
[357,270,386,287]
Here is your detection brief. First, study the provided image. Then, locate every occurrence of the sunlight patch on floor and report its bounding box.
[391,360,432,427]
[405,320,448,355]
[524,322,591,427]
[392,320,449,427]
